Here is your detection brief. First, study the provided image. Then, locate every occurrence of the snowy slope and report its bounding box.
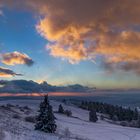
[0,99,139,140]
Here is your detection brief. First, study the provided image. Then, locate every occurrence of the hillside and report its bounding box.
[0,99,139,140]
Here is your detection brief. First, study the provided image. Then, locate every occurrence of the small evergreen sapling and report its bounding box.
[58,104,64,114]
[35,95,57,133]
[89,109,98,122]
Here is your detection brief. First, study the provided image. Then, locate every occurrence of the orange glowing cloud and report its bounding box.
[33,0,140,74]
[47,43,88,64]
[1,51,34,66]
[1,0,140,74]
[94,31,140,61]
[0,73,13,78]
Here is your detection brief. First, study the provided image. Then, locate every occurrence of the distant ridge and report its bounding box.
[0,80,95,93]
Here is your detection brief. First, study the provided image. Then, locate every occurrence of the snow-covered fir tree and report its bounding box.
[35,95,57,133]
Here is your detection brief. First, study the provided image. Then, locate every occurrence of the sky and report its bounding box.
[0,0,140,89]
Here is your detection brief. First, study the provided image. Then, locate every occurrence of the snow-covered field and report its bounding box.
[0,99,140,140]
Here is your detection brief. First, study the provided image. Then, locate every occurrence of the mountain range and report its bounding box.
[0,80,95,93]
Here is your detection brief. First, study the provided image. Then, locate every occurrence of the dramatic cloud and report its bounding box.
[0,67,22,77]
[1,51,34,66]
[1,0,140,74]
[31,0,140,74]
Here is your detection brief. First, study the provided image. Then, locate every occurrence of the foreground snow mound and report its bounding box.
[0,99,139,140]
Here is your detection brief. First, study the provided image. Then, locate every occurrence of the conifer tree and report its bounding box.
[133,108,138,120]
[137,115,140,128]
[58,104,64,114]
[89,109,98,122]
[35,95,57,133]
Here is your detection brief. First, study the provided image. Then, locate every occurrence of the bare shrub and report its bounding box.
[2,105,11,111]
[25,116,36,123]
[120,121,129,127]
[23,106,31,110]
[6,104,14,108]
[129,120,138,127]
[64,110,72,117]
[112,115,118,122]
[0,105,5,108]
[12,114,21,119]
[19,108,24,112]
[24,110,31,115]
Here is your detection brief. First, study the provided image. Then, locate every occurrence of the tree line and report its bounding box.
[79,101,139,122]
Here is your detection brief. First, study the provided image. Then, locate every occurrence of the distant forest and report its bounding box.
[80,101,138,121]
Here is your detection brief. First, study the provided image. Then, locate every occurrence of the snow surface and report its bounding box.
[0,99,139,140]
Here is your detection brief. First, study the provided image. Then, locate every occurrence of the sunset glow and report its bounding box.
[0,92,93,97]
[0,0,140,89]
